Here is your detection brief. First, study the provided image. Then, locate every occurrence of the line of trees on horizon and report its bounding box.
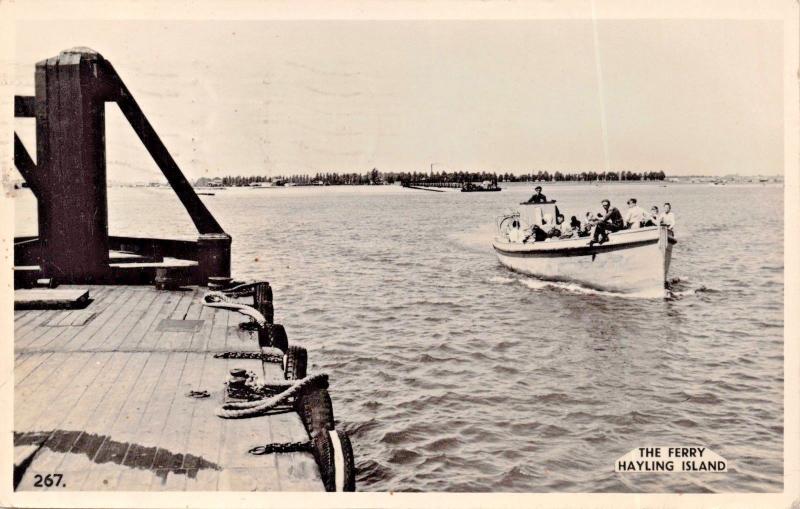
[213,169,667,187]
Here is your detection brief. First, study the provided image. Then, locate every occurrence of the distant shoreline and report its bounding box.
[92,180,784,189]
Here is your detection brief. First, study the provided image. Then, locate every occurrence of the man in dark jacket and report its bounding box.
[589,199,624,245]
[526,186,548,203]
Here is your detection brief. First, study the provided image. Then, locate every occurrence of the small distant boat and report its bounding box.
[198,192,215,196]
[462,181,501,192]
[492,203,676,294]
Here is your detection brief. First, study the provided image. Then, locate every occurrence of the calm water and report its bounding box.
[14,182,784,492]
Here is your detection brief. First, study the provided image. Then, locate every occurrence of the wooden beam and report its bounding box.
[14,96,35,117]
[13,133,42,199]
[35,49,110,282]
[104,61,225,235]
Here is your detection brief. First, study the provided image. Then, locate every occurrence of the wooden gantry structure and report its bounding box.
[14,47,230,286]
[12,48,355,492]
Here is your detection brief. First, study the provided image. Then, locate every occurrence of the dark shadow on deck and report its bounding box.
[14,430,221,490]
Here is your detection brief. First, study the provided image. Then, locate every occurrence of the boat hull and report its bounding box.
[492,227,675,294]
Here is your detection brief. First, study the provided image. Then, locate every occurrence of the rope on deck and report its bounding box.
[217,281,262,298]
[216,373,329,419]
[213,351,283,363]
[248,441,312,455]
[203,291,266,327]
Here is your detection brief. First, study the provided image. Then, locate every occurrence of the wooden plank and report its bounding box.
[272,411,323,491]
[109,259,198,269]
[150,352,207,490]
[115,352,188,490]
[183,355,229,490]
[100,288,161,352]
[14,289,90,310]
[134,292,189,352]
[224,313,255,353]
[87,288,153,351]
[14,310,43,332]
[120,290,172,351]
[19,286,116,353]
[81,352,169,490]
[204,307,230,353]
[58,352,150,488]
[21,288,117,353]
[217,358,282,491]
[188,300,217,352]
[109,250,148,263]
[13,353,53,387]
[14,352,96,432]
[20,352,130,477]
[14,352,115,490]
[64,288,137,352]
[158,290,204,352]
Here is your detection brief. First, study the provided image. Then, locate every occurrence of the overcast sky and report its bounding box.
[13,19,783,180]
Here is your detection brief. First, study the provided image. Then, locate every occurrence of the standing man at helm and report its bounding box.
[526,186,549,203]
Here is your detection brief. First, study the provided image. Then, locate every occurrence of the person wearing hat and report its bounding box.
[527,186,548,203]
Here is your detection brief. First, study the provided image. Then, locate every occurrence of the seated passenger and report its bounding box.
[524,224,549,243]
[623,198,648,229]
[548,214,570,238]
[508,218,523,242]
[644,206,659,227]
[570,216,583,237]
[589,199,624,245]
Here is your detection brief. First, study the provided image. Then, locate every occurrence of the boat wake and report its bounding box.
[489,274,682,300]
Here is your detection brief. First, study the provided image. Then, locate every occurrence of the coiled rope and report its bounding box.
[216,373,328,419]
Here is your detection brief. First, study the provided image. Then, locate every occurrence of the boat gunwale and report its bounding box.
[492,227,676,258]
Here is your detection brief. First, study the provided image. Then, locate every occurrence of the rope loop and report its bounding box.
[216,373,329,419]
[202,291,266,327]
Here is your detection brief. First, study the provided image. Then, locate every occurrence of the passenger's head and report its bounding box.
[570,216,580,228]
[601,199,610,210]
[535,186,542,192]
[651,206,659,215]
[556,214,565,224]
[626,198,637,207]
[664,202,672,213]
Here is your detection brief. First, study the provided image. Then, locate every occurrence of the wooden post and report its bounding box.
[254,282,274,324]
[196,233,232,284]
[35,48,109,282]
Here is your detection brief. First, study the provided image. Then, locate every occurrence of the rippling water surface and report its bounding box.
[15,182,784,492]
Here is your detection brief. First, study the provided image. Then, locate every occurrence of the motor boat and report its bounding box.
[492,203,676,294]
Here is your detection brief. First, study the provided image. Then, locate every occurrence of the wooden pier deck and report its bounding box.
[13,285,324,491]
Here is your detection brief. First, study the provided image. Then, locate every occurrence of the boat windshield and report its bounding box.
[519,203,558,228]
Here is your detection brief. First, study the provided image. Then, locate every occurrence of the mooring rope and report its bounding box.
[203,291,266,327]
[219,281,263,298]
[213,351,283,363]
[248,441,312,455]
[216,373,328,419]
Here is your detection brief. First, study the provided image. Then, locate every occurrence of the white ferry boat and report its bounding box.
[492,203,676,294]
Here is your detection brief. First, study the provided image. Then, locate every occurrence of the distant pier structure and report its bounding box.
[14,47,230,286]
[13,48,355,492]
